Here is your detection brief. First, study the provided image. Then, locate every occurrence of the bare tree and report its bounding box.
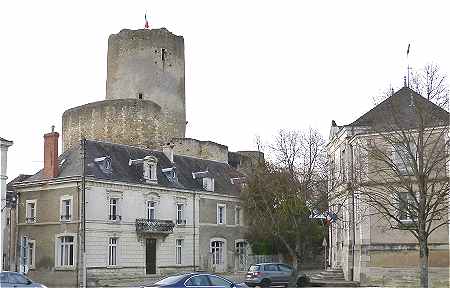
[241,128,328,286]
[350,65,449,288]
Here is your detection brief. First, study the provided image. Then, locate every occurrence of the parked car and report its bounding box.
[142,272,246,288]
[0,271,48,288]
[245,263,309,287]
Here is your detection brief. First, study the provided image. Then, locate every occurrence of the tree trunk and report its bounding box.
[419,238,429,288]
[288,241,302,287]
[288,254,301,287]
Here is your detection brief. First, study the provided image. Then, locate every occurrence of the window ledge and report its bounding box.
[55,266,76,271]
[106,265,122,269]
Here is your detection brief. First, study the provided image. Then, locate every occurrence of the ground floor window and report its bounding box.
[211,241,224,265]
[28,240,36,269]
[57,235,74,267]
[108,237,118,266]
[176,239,183,264]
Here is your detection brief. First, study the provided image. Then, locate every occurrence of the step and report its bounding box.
[308,279,359,287]
[310,275,345,281]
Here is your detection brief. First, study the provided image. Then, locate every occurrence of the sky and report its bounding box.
[0,0,449,180]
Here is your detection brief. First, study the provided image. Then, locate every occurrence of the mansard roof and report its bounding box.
[22,140,244,196]
[348,86,449,130]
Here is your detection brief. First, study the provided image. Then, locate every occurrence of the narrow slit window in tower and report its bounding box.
[138,93,143,99]
[161,48,166,62]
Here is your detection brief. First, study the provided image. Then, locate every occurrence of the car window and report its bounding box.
[155,274,186,285]
[264,264,279,271]
[278,264,292,272]
[185,275,210,286]
[208,275,233,288]
[8,273,29,285]
[248,265,260,272]
[0,273,10,283]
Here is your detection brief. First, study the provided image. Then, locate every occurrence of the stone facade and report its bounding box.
[63,99,183,151]
[62,28,186,152]
[327,88,449,285]
[198,196,248,272]
[15,183,79,287]
[171,138,229,164]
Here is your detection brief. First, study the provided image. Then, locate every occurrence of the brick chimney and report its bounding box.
[43,126,59,178]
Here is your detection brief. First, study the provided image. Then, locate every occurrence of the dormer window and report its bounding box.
[192,170,214,192]
[129,155,158,184]
[162,167,178,183]
[95,156,112,175]
[203,177,215,192]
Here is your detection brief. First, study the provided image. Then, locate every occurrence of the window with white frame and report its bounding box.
[109,197,121,221]
[147,201,156,221]
[397,192,417,222]
[108,237,118,266]
[203,177,215,192]
[393,141,417,175]
[60,196,72,221]
[26,200,36,223]
[27,239,36,269]
[217,204,226,225]
[235,206,241,225]
[56,235,75,267]
[176,203,185,225]
[175,239,183,264]
[211,240,224,265]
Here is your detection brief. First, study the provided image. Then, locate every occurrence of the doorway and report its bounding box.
[146,238,156,274]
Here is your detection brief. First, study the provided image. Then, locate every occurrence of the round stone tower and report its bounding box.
[62,28,186,152]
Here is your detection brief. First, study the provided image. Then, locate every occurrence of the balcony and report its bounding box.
[136,218,175,234]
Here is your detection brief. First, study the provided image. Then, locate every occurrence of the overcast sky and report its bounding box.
[1,0,449,180]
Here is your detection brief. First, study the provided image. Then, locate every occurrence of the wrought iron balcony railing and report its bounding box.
[136,218,175,234]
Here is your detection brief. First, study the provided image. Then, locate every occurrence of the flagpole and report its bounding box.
[407,43,410,87]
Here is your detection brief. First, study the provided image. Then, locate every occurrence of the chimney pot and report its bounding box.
[44,131,59,178]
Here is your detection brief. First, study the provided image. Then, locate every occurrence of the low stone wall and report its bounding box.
[365,267,449,288]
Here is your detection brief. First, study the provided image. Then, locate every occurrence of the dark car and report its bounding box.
[0,271,47,288]
[142,272,246,288]
[245,263,309,287]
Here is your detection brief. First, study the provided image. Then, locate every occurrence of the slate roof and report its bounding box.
[348,87,449,130]
[20,140,244,196]
[7,174,32,191]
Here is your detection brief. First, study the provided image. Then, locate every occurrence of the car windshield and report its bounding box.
[248,265,260,272]
[154,274,187,286]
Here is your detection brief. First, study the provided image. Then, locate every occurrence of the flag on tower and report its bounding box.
[144,13,149,29]
[407,43,410,56]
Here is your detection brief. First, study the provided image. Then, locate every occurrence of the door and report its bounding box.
[145,238,156,274]
[235,241,248,271]
[277,264,293,284]
[211,240,226,272]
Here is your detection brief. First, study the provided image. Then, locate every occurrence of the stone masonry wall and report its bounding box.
[106,28,185,135]
[171,138,229,163]
[62,99,184,151]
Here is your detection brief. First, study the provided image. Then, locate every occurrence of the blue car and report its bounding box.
[0,271,48,288]
[142,272,246,288]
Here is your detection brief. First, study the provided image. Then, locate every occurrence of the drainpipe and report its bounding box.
[349,142,356,282]
[80,138,87,287]
[14,192,19,272]
[193,193,195,271]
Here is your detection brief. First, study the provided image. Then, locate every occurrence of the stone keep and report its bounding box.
[62,28,186,151]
